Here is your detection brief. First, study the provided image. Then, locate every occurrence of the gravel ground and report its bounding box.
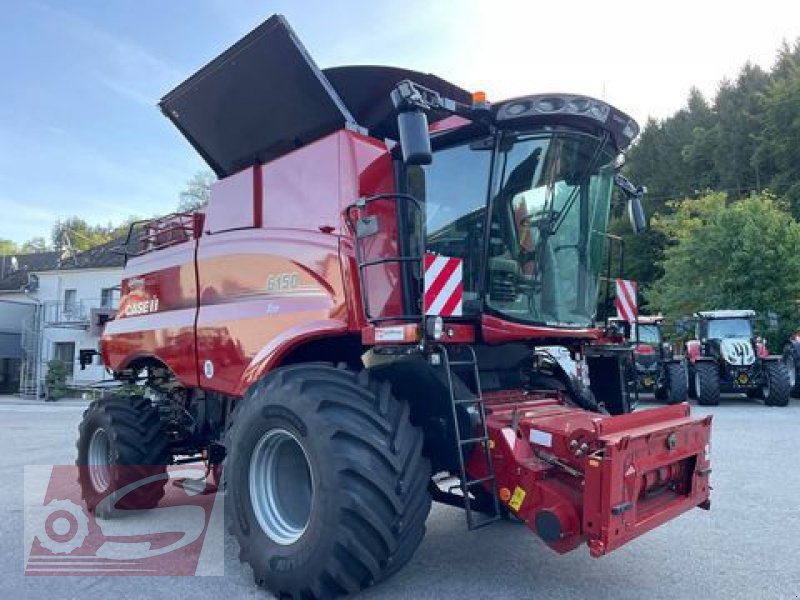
[1,394,799,600]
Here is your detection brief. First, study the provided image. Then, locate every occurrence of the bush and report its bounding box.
[45,359,69,401]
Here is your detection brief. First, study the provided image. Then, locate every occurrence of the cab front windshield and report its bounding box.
[417,129,617,327]
[704,318,753,339]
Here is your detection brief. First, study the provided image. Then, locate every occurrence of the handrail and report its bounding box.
[117,212,204,265]
[345,193,425,326]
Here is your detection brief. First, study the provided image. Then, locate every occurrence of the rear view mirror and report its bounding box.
[397,110,432,165]
[627,195,647,235]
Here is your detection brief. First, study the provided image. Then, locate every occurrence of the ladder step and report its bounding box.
[454,398,482,405]
[459,436,489,445]
[464,475,495,487]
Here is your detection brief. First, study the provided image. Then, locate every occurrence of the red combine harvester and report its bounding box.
[76,15,712,599]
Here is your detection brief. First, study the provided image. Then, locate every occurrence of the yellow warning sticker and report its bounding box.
[509,486,526,511]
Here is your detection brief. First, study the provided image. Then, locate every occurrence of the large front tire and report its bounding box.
[226,364,431,599]
[76,395,171,516]
[695,362,720,406]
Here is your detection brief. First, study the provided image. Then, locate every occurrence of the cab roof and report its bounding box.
[695,310,756,320]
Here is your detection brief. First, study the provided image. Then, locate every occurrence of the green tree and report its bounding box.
[0,239,17,254]
[649,192,800,345]
[20,237,49,253]
[50,217,133,252]
[178,171,215,212]
[753,63,800,215]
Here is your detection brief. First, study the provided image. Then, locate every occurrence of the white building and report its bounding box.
[0,241,123,397]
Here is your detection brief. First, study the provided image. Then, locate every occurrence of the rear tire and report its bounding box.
[226,364,431,599]
[659,362,688,404]
[761,361,791,407]
[694,362,720,406]
[76,395,171,517]
[687,364,697,399]
[782,343,800,397]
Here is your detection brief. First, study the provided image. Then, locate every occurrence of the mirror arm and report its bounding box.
[613,173,646,199]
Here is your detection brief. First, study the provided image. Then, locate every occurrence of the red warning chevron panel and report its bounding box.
[615,278,638,322]
[424,253,463,317]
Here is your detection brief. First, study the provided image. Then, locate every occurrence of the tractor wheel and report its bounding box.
[761,361,791,407]
[687,364,698,399]
[226,364,432,599]
[659,362,688,405]
[76,395,171,517]
[782,343,800,397]
[694,362,720,406]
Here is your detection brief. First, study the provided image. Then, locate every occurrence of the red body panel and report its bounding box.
[481,314,602,343]
[101,129,395,395]
[686,339,701,362]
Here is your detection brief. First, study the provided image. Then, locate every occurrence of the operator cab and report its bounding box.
[393,93,641,332]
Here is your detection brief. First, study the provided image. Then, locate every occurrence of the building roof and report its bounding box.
[0,237,126,292]
[56,237,127,270]
[0,251,59,291]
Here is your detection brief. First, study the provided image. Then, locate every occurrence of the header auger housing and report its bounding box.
[76,14,713,599]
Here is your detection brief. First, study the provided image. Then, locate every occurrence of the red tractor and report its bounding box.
[687,310,790,406]
[75,16,713,599]
[613,315,688,404]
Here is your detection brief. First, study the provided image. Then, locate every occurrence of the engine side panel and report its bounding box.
[101,242,200,387]
[194,228,347,396]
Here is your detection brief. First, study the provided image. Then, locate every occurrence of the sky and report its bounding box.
[1,0,799,245]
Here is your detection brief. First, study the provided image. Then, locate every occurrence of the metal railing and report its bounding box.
[41,297,119,326]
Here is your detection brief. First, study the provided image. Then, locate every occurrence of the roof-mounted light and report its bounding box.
[494,93,639,150]
[497,94,611,123]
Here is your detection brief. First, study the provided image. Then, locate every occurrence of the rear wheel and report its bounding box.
[687,364,697,399]
[783,343,800,397]
[658,362,688,404]
[761,361,791,407]
[76,395,171,516]
[694,362,720,406]
[226,364,431,599]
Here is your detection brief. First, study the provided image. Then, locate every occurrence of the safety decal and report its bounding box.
[509,486,526,512]
[424,253,463,317]
[615,278,638,322]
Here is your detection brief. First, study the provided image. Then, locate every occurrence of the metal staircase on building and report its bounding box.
[19,307,43,399]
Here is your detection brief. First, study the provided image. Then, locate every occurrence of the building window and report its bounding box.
[53,342,75,378]
[63,289,78,320]
[64,289,77,309]
[100,288,118,308]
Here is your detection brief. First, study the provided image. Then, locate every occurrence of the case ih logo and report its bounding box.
[424,253,463,317]
[24,465,223,576]
[123,297,160,317]
[615,279,638,322]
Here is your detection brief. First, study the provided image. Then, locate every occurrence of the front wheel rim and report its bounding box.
[88,428,112,492]
[249,429,314,546]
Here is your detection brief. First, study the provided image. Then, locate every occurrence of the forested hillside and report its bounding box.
[619,40,800,342]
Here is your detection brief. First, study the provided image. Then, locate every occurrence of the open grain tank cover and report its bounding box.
[159,14,357,178]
